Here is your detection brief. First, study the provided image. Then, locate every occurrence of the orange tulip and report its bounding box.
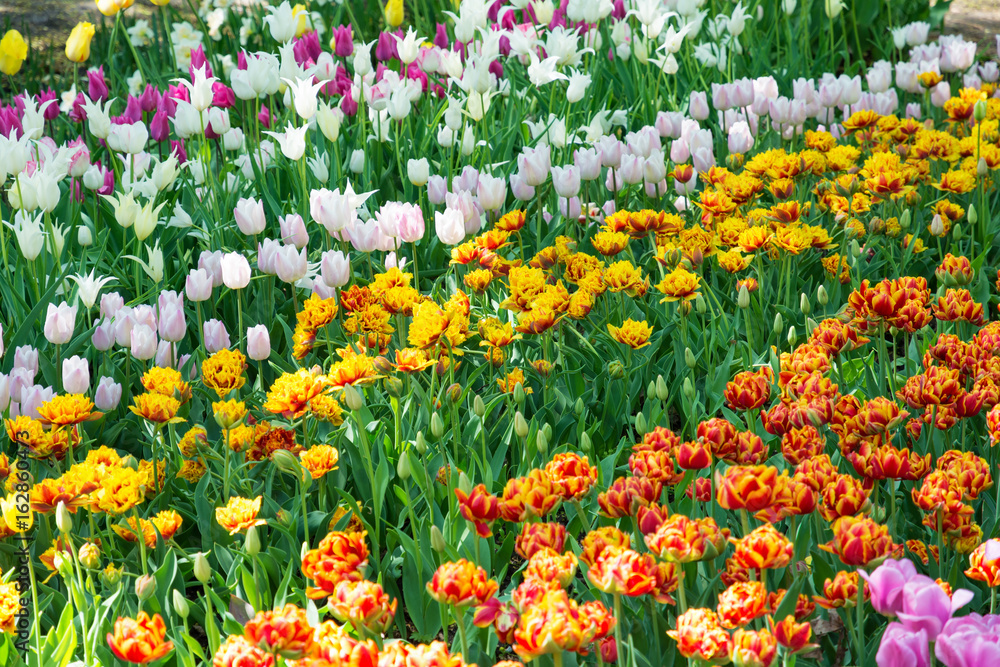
[820,515,893,566]
[107,612,174,664]
[454,484,500,537]
[666,608,733,663]
[717,581,768,629]
[770,614,817,654]
[426,559,498,607]
[587,546,657,597]
[515,522,566,559]
[243,604,315,659]
[730,627,777,667]
[730,523,793,570]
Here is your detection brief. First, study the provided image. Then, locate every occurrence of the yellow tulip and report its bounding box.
[292,4,310,38]
[65,22,96,64]
[95,0,134,17]
[0,30,28,76]
[385,0,404,28]
[150,0,171,5]
[0,494,33,534]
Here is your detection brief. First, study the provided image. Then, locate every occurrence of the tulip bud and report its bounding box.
[457,471,472,496]
[271,449,301,476]
[172,589,190,619]
[514,411,529,438]
[635,412,648,436]
[581,431,592,452]
[301,541,310,561]
[575,397,585,415]
[773,313,783,335]
[800,293,811,316]
[384,376,403,398]
[245,525,260,556]
[929,215,945,237]
[953,223,963,240]
[276,509,293,528]
[78,225,93,247]
[397,452,411,480]
[193,552,211,584]
[899,209,911,230]
[121,455,139,471]
[737,285,750,309]
[54,552,74,578]
[684,347,696,369]
[849,239,861,259]
[969,204,979,226]
[817,285,828,306]
[445,383,462,406]
[513,382,526,406]
[134,574,158,604]
[102,564,123,587]
[536,429,548,454]
[806,317,819,332]
[473,395,485,418]
[975,99,988,122]
[79,543,101,570]
[343,384,363,410]
[787,326,797,347]
[647,381,656,397]
[55,501,72,534]
[608,360,625,379]
[656,375,669,401]
[541,423,552,441]
[430,525,446,553]
[682,377,695,401]
[695,294,707,314]
[431,412,445,437]
[415,431,428,454]
[979,158,988,178]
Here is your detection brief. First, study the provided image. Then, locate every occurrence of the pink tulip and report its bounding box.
[321,250,350,287]
[62,355,90,394]
[44,302,77,345]
[198,250,225,287]
[279,213,309,248]
[185,268,213,302]
[258,238,282,275]
[427,175,448,205]
[158,291,186,342]
[130,324,158,360]
[574,147,602,181]
[896,575,973,641]
[21,385,54,420]
[517,145,550,186]
[9,367,34,404]
[247,325,271,361]
[275,245,308,284]
[100,292,124,319]
[234,197,266,235]
[689,91,709,120]
[155,340,178,368]
[0,374,9,412]
[203,319,231,353]
[858,559,918,618]
[396,203,425,244]
[94,377,122,410]
[476,174,507,211]
[13,345,38,373]
[509,174,535,201]
[876,623,929,667]
[221,252,251,289]
[596,136,623,168]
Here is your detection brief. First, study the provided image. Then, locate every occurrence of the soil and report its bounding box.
[944,0,1000,54]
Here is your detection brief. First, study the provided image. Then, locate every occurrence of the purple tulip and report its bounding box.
[87,66,108,101]
[859,559,918,617]
[876,623,929,667]
[936,614,1000,667]
[896,575,974,641]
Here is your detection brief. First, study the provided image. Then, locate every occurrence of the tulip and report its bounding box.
[279,214,309,248]
[435,207,466,246]
[0,374,9,412]
[858,559,918,618]
[130,324,158,360]
[44,302,77,345]
[59,359,91,400]
[157,292,187,342]
[0,30,28,76]
[321,250,350,287]
[275,245,308,284]
[220,252,251,290]
[896,576,974,641]
[21,385,54,420]
[689,91,710,120]
[9,367,34,404]
[95,377,122,411]
[427,175,448,205]
[575,147,603,181]
[65,22,95,63]
[408,158,430,186]
[551,165,582,199]
[349,149,365,173]
[263,122,308,161]
[202,320,230,354]
[728,121,754,155]
[247,325,271,361]
[185,268,213,302]
[876,623,929,667]
[517,145,551,186]
[477,174,507,212]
